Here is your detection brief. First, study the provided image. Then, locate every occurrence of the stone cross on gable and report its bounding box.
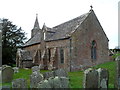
[90,5,93,10]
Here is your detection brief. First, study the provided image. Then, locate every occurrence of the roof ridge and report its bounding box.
[53,12,89,29]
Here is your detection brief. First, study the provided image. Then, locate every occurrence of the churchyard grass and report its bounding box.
[1,61,116,88]
[69,71,83,88]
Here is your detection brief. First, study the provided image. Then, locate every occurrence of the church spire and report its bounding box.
[33,14,40,29]
[31,14,40,38]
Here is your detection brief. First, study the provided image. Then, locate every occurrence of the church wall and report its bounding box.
[46,39,70,71]
[23,39,71,71]
[70,11,109,71]
[23,44,40,58]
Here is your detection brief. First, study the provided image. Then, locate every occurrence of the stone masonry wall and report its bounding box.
[70,11,109,71]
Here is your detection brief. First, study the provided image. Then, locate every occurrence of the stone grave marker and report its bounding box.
[30,71,43,88]
[53,76,62,88]
[54,69,68,78]
[48,77,54,88]
[97,68,109,88]
[2,65,14,83]
[12,78,27,89]
[37,80,51,88]
[32,66,40,72]
[59,77,69,88]
[115,56,120,89]
[43,71,54,80]
[12,67,19,73]
[83,68,98,88]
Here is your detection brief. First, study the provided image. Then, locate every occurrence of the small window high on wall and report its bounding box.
[48,49,51,62]
[91,40,97,60]
[60,48,64,63]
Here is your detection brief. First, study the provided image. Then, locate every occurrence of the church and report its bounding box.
[16,8,109,71]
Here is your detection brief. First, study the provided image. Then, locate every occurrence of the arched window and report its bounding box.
[48,48,51,62]
[60,48,64,63]
[91,40,97,59]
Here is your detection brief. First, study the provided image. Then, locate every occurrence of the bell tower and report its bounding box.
[31,14,40,38]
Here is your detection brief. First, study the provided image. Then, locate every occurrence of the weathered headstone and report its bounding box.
[83,68,98,88]
[12,78,27,89]
[97,68,109,88]
[13,67,19,73]
[53,76,62,88]
[30,71,43,88]
[59,77,69,88]
[54,69,68,78]
[37,80,51,88]
[48,77,54,88]
[115,56,120,89]
[32,66,40,72]
[2,65,14,83]
[43,71,54,80]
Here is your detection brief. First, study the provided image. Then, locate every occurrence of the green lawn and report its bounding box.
[1,61,116,88]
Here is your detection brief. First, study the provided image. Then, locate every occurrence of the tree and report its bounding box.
[2,18,26,65]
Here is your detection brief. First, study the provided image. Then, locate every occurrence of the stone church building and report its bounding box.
[16,9,109,71]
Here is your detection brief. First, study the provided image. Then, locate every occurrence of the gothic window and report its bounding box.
[48,49,51,62]
[91,40,97,60]
[60,48,64,64]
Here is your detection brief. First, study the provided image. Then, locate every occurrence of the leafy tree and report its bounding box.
[2,18,26,66]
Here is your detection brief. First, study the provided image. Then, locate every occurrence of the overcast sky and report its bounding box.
[0,0,119,49]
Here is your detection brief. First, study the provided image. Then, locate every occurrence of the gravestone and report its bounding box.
[59,77,69,88]
[48,77,54,88]
[12,78,27,89]
[2,65,14,83]
[37,80,51,88]
[32,66,40,72]
[30,71,43,88]
[43,71,54,80]
[115,56,120,89]
[97,68,109,88]
[12,67,19,73]
[53,76,62,88]
[83,68,98,88]
[54,69,68,77]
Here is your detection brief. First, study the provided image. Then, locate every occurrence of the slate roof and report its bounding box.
[24,11,90,47]
[24,31,42,46]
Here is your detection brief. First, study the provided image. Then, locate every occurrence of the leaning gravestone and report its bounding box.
[97,68,109,88]
[83,68,98,88]
[54,69,68,78]
[32,66,40,72]
[30,71,43,88]
[12,78,27,89]
[115,56,120,89]
[2,65,14,83]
